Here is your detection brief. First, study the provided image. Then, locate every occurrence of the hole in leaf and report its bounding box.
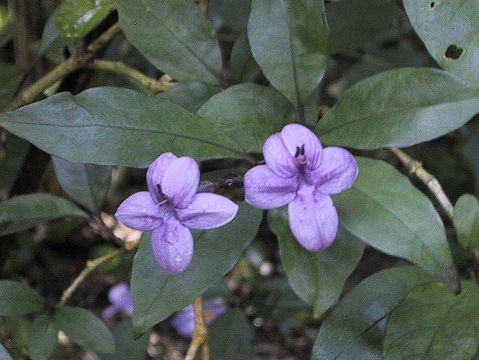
[445,44,464,60]
[430,1,435,8]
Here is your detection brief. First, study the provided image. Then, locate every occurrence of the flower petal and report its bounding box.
[147,152,177,203]
[281,123,323,170]
[314,147,359,194]
[115,191,163,231]
[263,133,297,177]
[108,283,134,315]
[177,193,238,229]
[288,186,338,251]
[102,305,118,319]
[244,165,298,209]
[171,305,195,337]
[151,218,194,274]
[161,157,200,209]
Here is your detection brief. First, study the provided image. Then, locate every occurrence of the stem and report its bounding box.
[390,146,454,221]
[57,248,124,307]
[185,297,210,360]
[88,60,175,95]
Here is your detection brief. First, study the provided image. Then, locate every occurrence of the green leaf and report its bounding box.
[116,0,222,84]
[156,82,220,112]
[383,281,479,360]
[0,135,29,193]
[55,0,114,38]
[326,0,401,55]
[197,84,292,153]
[0,87,245,167]
[248,0,329,106]
[269,207,364,317]
[53,306,115,353]
[230,33,259,83]
[404,0,479,86]
[0,63,23,109]
[312,266,435,360]
[39,10,74,61]
[0,4,9,31]
[131,203,262,336]
[210,308,254,360]
[52,157,112,212]
[0,344,13,360]
[334,157,458,291]
[100,320,150,360]
[0,193,87,236]
[317,68,479,149]
[0,280,45,316]
[207,0,251,33]
[28,315,58,360]
[454,194,479,252]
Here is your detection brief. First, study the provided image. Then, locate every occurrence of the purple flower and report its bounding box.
[115,153,239,274]
[244,124,358,251]
[102,283,134,318]
[171,299,227,337]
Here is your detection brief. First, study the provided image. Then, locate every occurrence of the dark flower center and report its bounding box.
[294,144,308,166]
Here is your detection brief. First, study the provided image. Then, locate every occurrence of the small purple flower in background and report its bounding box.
[244,124,358,251]
[171,299,227,337]
[102,283,134,318]
[115,153,239,274]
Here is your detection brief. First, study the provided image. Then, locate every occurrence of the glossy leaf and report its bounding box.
[269,207,364,317]
[52,157,112,212]
[454,194,479,252]
[404,0,479,86]
[312,266,435,360]
[383,281,479,360]
[0,280,45,316]
[28,315,58,360]
[210,308,254,360]
[56,0,114,38]
[326,0,401,55]
[317,68,479,149]
[248,0,329,105]
[116,0,222,84]
[0,345,12,360]
[0,87,245,167]
[156,82,220,112]
[197,84,292,153]
[0,63,23,109]
[230,33,259,83]
[131,203,262,335]
[100,320,150,360]
[0,193,87,236]
[333,157,458,290]
[53,306,115,353]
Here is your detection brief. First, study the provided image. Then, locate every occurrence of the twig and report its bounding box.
[390,146,454,221]
[57,248,124,307]
[185,297,210,360]
[88,60,175,95]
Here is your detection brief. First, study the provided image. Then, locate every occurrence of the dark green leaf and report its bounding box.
[0,63,23,109]
[208,0,251,33]
[197,84,292,153]
[0,135,29,194]
[55,0,114,38]
[0,193,87,236]
[0,87,246,167]
[230,33,259,83]
[210,308,254,360]
[454,194,479,252]
[0,345,12,360]
[156,82,220,112]
[317,68,479,149]
[0,280,45,316]
[116,0,222,84]
[100,320,149,360]
[248,0,329,106]
[312,266,435,360]
[269,207,364,317]
[28,315,58,360]
[52,157,112,212]
[334,157,458,290]
[383,281,479,360]
[132,203,262,335]
[404,0,479,86]
[326,0,401,55]
[53,306,115,353]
